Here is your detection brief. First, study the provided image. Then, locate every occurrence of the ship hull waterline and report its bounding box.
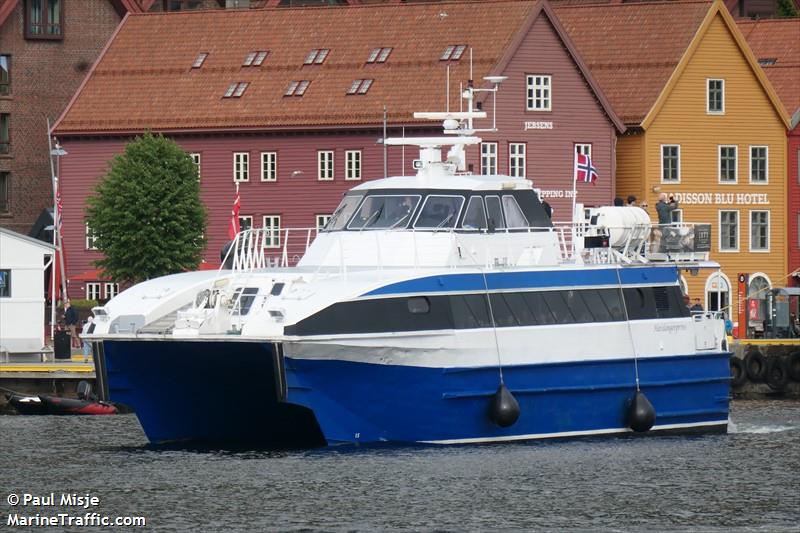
[100,339,730,447]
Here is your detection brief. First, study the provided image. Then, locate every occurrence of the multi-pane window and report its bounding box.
[345,150,361,180]
[318,151,334,180]
[86,283,101,301]
[575,144,591,158]
[346,79,373,95]
[749,146,768,183]
[509,143,526,178]
[104,283,119,300]
[750,211,769,252]
[481,143,498,175]
[190,153,201,180]
[707,79,724,114]
[440,45,467,61]
[316,214,332,231]
[238,215,253,232]
[719,210,739,251]
[223,82,249,98]
[243,51,268,66]
[304,48,329,65]
[671,209,683,224]
[285,80,310,97]
[26,0,62,39]
[0,172,8,213]
[0,55,9,95]
[262,215,281,248]
[0,113,9,154]
[367,47,392,63]
[261,152,277,182]
[233,152,249,182]
[526,75,551,111]
[661,145,680,182]
[85,224,99,250]
[719,146,737,183]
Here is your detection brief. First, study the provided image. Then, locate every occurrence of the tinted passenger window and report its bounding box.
[489,294,519,327]
[624,287,657,320]
[451,294,492,328]
[408,296,430,314]
[501,292,537,326]
[485,196,506,230]
[523,292,557,325]
[462,196,487,230]
[563,290,593,323]
[542,291,575,324]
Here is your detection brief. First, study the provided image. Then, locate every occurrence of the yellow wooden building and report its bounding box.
[558,0,790,327]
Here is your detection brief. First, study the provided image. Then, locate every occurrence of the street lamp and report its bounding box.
[47,124,68,343]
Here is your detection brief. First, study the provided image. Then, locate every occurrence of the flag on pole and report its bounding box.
[228,183,241,240]
[575,153,598,185]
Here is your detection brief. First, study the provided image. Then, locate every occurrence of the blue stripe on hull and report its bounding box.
[363,266,679,296]
[284,353,730,445]
[102,340,324,446]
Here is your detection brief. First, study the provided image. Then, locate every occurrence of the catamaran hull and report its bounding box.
[101,339,730,446]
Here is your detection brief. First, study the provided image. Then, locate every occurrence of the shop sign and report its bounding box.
[524,121,554,131]
[538,189,575,199]
[670,192,770,205]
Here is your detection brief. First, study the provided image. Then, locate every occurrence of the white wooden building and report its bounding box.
[0,227,54,354]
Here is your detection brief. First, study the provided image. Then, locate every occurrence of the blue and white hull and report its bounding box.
[100,338,729,446]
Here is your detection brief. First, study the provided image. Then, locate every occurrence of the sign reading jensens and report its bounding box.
[524,121,554,131]
[670,192,770,205]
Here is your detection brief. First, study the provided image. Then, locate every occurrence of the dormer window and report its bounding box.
[367,47,392,63]
[285,80,310,97]
[347,79,373,95]
[243,51,269,67]
[441,44,467,61]
[304,48,329,65]
[223,82,249,98]
[757,58,776,66]
[192,52,208,68]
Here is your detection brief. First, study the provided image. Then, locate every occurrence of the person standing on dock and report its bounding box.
[64,300,80,349]
[81,316,94,362]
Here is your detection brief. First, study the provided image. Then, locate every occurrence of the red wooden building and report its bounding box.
[739,17,800,286]
[53,0,622,301]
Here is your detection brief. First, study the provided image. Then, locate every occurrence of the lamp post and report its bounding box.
[47,119,67,342]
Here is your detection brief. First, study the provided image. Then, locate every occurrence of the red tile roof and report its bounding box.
[738,18,800,116]
[554,0,713,125]
[55,0,623,135]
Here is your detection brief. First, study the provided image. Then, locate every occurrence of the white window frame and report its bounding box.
[85,223,98,250]
[318,150,334,181]
[190,153,201,181]
[481,142,498,175]
[262,215,281,249]
[316,214,332,231]
[719,209,739,252]
[238,215,253,232]
[260,151,277,182]
[707,78,725,114]
[749,210,770,253]
[671,208,683,224]
[718,145,738,184]
[345,150,361,181]
[233,152,249,182]
[104,282,119,299]
[748,145,768,184]
[509,143,526,178]
[660,144,681,183]
[86,282,101,301]
[575,144,591,158]
[526,74,551,111]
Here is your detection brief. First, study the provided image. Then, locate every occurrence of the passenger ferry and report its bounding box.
[88,84,730,446]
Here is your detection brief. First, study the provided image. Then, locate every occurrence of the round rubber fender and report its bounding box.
[787,351,800,383]
[765,356,790,392]
[744,349,767,382]
[729,357,747,388]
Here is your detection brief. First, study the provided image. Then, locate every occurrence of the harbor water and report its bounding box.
[1,400,798,532]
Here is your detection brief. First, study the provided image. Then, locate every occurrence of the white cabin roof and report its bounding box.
[349,174,533,192]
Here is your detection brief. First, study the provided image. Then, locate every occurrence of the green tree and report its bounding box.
[777,0,799,17]
[85,132,207,285]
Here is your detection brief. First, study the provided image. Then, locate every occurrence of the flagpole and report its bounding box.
[571,147,578,225]
[47,120,57,343]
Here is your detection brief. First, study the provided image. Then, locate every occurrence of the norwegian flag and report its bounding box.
[576,153,598,185]
[55,186,63,233]
[228,184,241,240]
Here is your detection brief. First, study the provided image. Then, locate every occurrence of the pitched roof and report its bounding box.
[737,18,800,117]
[54,0,623,135]
[554,0,713,126]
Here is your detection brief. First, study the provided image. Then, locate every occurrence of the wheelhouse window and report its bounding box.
[502,195,529,228]
[348,195,420,230]
[461,196,487,230]
[413,195,463,229]
[325,195,363,231]
[26,0,62,39]
[485,196,506,230]
[707,79,724,114]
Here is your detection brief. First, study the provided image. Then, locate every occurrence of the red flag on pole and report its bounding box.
[228,183,241,240]
[575,153,598,185]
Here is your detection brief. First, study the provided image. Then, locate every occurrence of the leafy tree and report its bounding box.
[85,132,207,285]
[777,0,799,17]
